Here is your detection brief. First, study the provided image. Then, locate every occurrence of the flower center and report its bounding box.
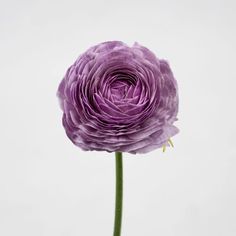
[109,73,136,102]
[110,81,130,101]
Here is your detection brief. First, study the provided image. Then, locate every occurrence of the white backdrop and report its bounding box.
[0,0,236,235]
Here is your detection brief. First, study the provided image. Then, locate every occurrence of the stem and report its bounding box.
[113,152,123,236]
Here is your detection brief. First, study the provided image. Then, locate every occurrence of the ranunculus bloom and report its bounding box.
[57,41,179,154]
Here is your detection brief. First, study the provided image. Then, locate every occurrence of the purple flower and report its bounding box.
[57,41,179,154]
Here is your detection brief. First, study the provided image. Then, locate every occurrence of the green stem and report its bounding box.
[113,152,123,236]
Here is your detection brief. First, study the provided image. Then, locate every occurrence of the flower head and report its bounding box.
[57,41,179,154]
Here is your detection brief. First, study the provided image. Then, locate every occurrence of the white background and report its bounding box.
[0,0,236,235]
